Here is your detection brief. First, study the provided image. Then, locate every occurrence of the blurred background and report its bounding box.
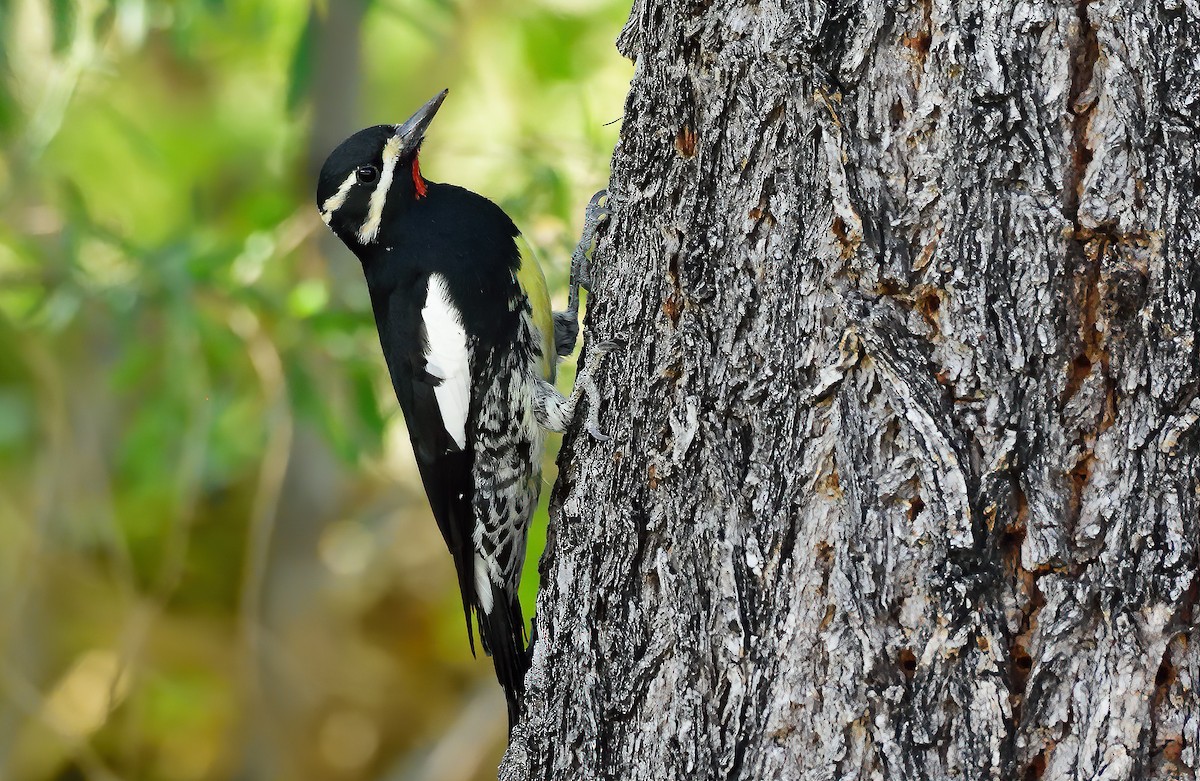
[0,1,630,779]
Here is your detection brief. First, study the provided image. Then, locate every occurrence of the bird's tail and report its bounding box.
[478,585,529,733]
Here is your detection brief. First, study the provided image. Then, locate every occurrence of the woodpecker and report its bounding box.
[315,89,612,729]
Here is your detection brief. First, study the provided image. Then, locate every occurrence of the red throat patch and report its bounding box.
[412,156,427,199]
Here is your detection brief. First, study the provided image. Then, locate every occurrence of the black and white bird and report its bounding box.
[315,89,612,728]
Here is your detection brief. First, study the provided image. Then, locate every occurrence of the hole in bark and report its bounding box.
[1012,643,1034,691]
[915,288,942,334]
[1068,354,1093,390]
[830,212,861,257]
[1162,737,1184,763]
[1155,650,1176,706]
[832,215,848,242]
[674,126,697,158]
[1024,751,1048,780]
[1068,452,1094,519]
[907,496,925,522]
[1001,527,1024,550]
[898,648,918,678]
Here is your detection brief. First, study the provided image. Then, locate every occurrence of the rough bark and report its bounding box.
[503,1,1200,779]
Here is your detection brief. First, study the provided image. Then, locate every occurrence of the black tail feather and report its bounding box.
[412,448,478,656]
[478,585,529,733]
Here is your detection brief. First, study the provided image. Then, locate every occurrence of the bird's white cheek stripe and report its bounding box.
[320,171,358,225]
[357,134,403,244]
[421,273,470,450]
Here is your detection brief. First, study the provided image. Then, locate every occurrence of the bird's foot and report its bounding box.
[556,190,611,357]
[566,190,610,311]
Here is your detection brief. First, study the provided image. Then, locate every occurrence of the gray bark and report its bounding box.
[502,0,1200,779]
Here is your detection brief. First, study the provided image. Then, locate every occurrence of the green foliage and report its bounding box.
[0,0,629,779]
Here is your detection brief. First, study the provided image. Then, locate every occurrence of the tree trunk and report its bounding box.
[503,0,1199,779]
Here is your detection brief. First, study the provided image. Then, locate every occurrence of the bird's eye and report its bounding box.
[356,165,379,184]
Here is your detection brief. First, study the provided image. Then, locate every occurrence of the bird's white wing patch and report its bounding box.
[421,273,470,450]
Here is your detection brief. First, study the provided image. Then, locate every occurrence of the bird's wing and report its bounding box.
[514,234,555,382]
[387,272,479,651]
[420,273,472,448]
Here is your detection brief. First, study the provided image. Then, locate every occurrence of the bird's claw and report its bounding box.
[556,194,616,357]
[584,190,610,226]
[569,190,611,304]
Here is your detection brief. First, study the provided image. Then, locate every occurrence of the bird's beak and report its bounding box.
[396,89,448,153]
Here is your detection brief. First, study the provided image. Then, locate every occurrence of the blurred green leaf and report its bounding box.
[286,6,318,113]
[49,0,75,54]
[0,0,16,138]
[287,277,329,317]
[93,2,116,40]
[0,387,32,450]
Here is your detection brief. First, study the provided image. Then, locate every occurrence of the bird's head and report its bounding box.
[316,89,447,247]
